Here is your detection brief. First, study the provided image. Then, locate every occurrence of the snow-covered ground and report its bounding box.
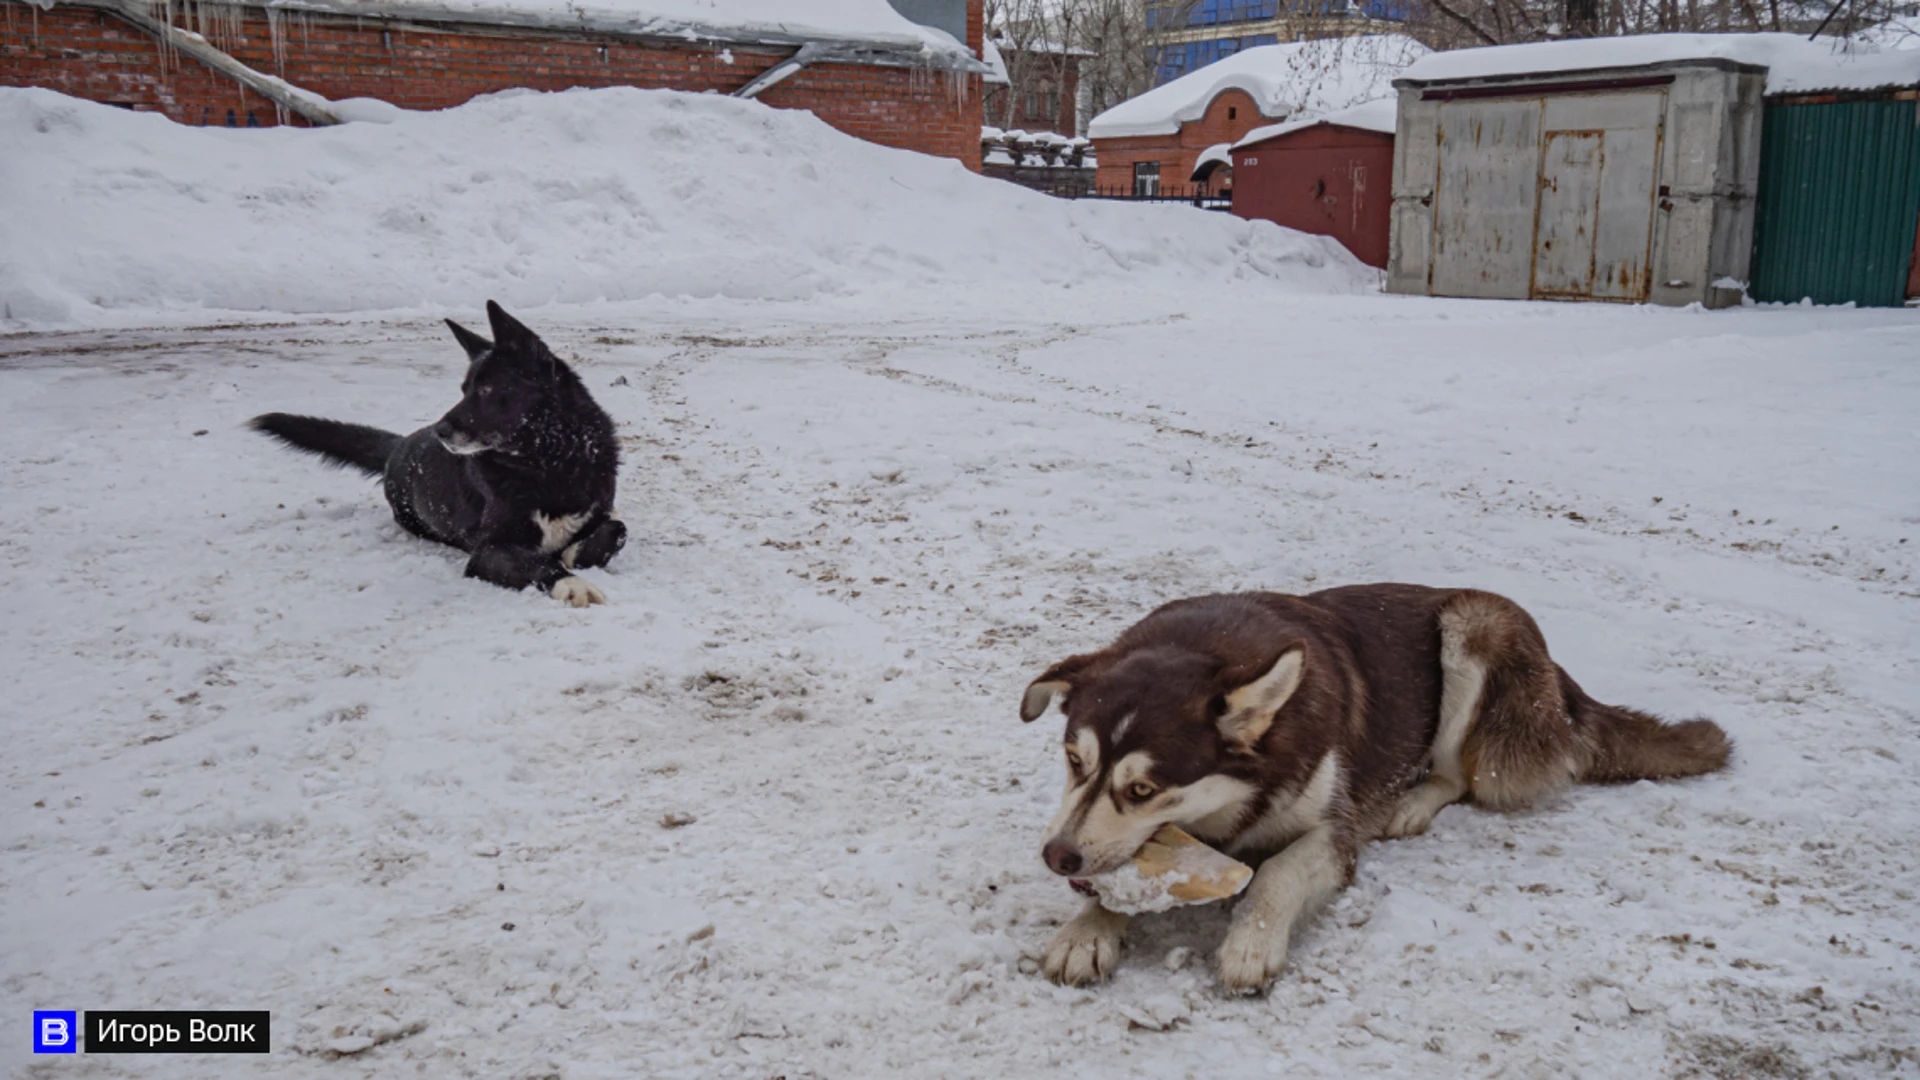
[3,81,1919,1079]
[3,287,1917,1078]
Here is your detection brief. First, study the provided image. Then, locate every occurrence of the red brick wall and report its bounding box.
[1093,88,1270,192]
[0,3,292,126]
[0,0,983,166]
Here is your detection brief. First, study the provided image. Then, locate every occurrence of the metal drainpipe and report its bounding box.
[733,41,828,99]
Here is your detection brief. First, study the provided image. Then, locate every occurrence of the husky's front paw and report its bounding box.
[1384,795,1438,839]
[551,576,606,607]
[1042,904,1127,986]
[1217,921,1289,993]
[1384,779,1459,839]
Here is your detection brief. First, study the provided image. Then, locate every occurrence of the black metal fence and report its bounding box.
[1074,184,1233,211]
[981,163,1097,199]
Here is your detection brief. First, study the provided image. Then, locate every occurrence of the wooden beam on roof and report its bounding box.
[66,0,344,125]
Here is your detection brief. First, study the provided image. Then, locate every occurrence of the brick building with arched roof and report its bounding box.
[1088,34,1422,195]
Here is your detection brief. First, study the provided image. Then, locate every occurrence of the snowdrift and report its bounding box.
[0,87,1372,327]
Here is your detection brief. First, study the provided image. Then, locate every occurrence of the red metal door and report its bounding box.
[1232,127,1396,269]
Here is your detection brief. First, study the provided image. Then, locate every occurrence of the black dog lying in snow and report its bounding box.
[251,301,626,606]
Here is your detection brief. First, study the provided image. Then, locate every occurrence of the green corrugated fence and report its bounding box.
[1751,97,1920,308]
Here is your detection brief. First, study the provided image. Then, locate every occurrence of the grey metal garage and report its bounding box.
[1387,53,1764,308]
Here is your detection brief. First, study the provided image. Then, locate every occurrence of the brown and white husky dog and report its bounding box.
[1021,584,1730,992]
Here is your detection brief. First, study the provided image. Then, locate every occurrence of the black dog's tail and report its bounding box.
[249,413,403,478]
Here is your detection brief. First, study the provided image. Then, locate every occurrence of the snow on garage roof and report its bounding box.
[1397,32,1920,94]
[1088,35,1428,140]
[1233,96,1397,150]
[198,0,976,58]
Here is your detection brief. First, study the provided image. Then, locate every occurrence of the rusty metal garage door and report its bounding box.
[1432,98,1541,299]
[1532,91,1665,301]
[1533,130,1605,294]
[1431,90,1665,302]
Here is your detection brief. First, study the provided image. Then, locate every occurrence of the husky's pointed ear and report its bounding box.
[1020,651,1105,722]
[446,318,492,361]
[1218,646,1305,753]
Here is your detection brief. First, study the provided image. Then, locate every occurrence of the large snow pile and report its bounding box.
[0,86,1371,327]
[1398,31,1920,93]
[1087,35,1429,140]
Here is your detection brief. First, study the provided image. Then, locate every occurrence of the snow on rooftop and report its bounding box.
[244,0,972,57]
[1234,96,1397,150]
[988,35,1095,57]
[1088,35,1428,140]
[1398,32,1920,93]
[981,37,1011,84]
[1189,142,1232,182]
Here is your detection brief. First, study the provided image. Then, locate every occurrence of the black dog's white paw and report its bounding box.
[551,576,606,607]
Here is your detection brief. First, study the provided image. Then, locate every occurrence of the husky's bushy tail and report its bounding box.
[249,413,402,478]
[1565,670,1731,783]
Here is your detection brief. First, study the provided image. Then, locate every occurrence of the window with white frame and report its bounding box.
[1133,161,1161,197]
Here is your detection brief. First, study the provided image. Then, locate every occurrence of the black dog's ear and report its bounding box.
[1020,651,1107,722]
[485,300,558,378]
[446,319,492,361]
[486,300,538,351]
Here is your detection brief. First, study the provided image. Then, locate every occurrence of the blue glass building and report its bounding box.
[1146,0,1411,85]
